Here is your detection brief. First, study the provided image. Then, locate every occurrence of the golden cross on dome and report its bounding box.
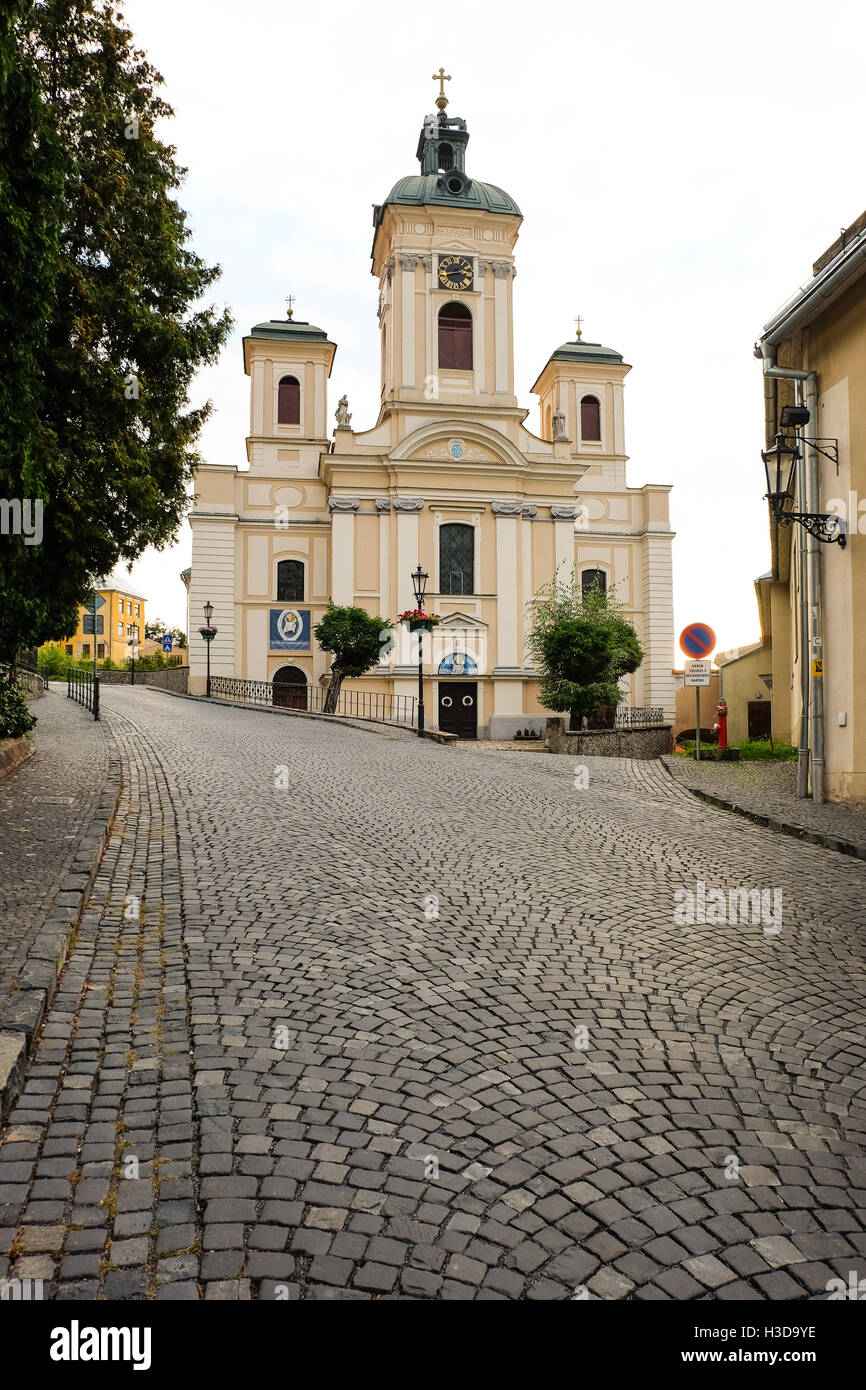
[286,294,295,321]
[432,67,451,111]
[574,315,583,341]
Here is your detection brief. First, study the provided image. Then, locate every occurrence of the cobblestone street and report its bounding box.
[2,685,865,1301]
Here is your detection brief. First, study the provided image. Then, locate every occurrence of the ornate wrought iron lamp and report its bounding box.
[761,433,845,547]
[411,565,428,736]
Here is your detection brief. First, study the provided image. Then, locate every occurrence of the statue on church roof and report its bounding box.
[552,407,569,442]
[335,395,352,429]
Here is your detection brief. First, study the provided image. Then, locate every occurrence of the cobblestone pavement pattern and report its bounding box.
[0,691,111,995]
[1,686,865,1301]
[664,754,866,856]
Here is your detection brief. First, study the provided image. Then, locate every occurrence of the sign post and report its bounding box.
[680,621,716,762]
[683,661,712,757]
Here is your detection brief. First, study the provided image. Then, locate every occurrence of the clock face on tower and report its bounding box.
[438,255,474,291]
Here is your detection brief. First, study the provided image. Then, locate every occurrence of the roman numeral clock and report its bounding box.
[438,255,474,291]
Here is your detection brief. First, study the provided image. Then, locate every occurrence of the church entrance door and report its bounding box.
[273,665,307,710]
[438,682,477,739]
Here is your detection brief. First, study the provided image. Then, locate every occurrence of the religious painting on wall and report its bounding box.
[269,608,311,651]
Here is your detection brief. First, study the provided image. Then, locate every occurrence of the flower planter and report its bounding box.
[406,619,435,633]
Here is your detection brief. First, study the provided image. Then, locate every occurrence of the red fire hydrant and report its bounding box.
[716,700,728,751]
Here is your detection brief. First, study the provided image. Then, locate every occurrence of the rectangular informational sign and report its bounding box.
[269,607,311,651]
[684,659,712,687]
[162,634,173,652]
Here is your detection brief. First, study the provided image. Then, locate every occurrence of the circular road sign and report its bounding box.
[680,623,716,658]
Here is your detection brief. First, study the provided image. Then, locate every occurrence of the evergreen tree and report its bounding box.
[0,1,232,671]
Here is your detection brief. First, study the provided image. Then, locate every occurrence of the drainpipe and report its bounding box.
[759,349,813,797]
[804,371,825,802]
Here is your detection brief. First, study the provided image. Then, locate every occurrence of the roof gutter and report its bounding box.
[760,223,866,346]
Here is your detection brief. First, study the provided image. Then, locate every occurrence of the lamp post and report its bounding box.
[128,622,139,685]
[202,601,214,697]
[411,564,428,736]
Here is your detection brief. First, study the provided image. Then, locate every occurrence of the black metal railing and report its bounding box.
[209,676,417,727]
[589,705,667,729]
[67,667,100,720]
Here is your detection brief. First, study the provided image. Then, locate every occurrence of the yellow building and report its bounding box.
[188,84,676,736]
[757,209,866,803]
[46,574,147,665]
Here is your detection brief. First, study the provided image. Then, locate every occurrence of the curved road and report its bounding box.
[2,684,865,1300]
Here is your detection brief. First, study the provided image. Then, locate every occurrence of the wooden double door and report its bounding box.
[438,682,477,739]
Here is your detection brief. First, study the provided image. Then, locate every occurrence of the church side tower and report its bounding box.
[371,80,522,415]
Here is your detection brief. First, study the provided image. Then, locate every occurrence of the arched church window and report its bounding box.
[438,302,473,370]
[581,568,607,597]
[277,375,300,425]
[544,405,552,440]
[438,143,454,171]
[439,522,474,596]
[277,559,304,602]
[580,394,601,441]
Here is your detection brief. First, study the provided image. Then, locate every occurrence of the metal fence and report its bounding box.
[209,676,416,727]
[67,667,100,720]
[590,705,667,729]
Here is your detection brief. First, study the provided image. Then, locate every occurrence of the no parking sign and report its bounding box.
[679,623,716,659]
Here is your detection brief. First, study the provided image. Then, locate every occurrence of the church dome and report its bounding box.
[377,172,521,220]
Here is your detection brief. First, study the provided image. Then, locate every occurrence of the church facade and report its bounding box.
[187,90,675,737]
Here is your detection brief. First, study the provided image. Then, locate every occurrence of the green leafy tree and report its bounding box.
[528,574,644,730]
[37,641,70,679]
[314,605,392,714]
[0,0,232,674]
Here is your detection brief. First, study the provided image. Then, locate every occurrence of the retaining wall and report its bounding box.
[546,717,673,760]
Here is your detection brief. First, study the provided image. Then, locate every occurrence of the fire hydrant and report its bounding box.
[716,700,728,751]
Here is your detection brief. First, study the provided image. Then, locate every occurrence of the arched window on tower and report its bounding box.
[277,375,300,425]
[580,394,601,441]
[581,568,607,598]
[438,143,454,171]
[277,559,304,602]
[438,302,473,370]
[439,522,474,596]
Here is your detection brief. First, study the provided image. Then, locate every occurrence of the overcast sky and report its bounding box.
[121,0,865,659]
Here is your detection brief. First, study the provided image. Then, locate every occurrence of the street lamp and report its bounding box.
[202,601,215,697]
[128,623,139,685]
[761,432,846,546]
[411,564,428,736]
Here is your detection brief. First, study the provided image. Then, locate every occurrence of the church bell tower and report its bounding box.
[371,73,523,414]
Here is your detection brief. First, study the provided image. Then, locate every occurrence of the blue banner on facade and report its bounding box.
[269,608,311,651]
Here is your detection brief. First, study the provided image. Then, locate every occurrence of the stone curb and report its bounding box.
[143,685,458,744]
[0,738,123,1125]
[0,734,34,782]
[659,756,866,862]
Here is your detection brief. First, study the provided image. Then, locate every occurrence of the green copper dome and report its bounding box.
[247,319,330,343]
[549,340,623,365]
[373,111,521,237]
[375,172,521,221]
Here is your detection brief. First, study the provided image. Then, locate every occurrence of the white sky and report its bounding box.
[121,0,866,659]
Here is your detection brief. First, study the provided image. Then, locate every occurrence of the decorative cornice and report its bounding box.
[399,253,419,271]
[375,498,391,513]
[393,496,424,512]
[492,260,512,279]
[522,505,538,519]
[328,497,361,513]
[491,499,523,516]
[550,504,578,519]
[421,254,432,272]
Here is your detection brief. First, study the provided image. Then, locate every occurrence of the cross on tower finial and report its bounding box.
[286,294,295,321]
[432,66,451,111]
[574,315,583,341]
